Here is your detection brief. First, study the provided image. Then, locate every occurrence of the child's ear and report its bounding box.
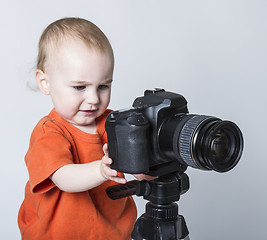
[36,69,50,95]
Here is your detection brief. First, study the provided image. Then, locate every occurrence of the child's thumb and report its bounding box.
[103,143,109,156]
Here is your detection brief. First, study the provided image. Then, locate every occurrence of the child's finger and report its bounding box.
[110,176,127,184]
[102,156,112,165]
[133,174,158,181]
[109,169,118,177]
[103,143,109,156]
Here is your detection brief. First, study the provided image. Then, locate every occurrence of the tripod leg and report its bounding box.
[131,217,143,240]
[131,213,190,240]
[183,236,190,240]
[177,215,189,239]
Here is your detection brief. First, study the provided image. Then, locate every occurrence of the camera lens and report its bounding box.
[210,131,230,162]
[159,115,243,172]
[179,116,243,172]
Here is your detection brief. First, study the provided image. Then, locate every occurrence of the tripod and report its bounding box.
[106,171,190,240]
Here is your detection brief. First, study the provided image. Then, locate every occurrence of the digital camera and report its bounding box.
[105,89,243,176]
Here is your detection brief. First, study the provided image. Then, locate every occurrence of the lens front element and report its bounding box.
[179,115,243,172]
[202,121,243,172]
[210,131,231,162]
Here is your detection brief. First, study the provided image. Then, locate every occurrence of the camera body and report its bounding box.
[106,89,188,176]
[105,89,243,176]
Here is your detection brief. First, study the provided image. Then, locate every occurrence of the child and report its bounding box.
[18,17,137,240]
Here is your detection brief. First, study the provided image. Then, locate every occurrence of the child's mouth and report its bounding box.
[80,109,97,115]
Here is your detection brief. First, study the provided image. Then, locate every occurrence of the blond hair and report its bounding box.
[37,17,114,71]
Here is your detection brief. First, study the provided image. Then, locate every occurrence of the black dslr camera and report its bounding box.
[105,89,243,239]
[105,89,243,176]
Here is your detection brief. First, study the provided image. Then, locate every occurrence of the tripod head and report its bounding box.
[106,171,189,204]
[106,171,190,240]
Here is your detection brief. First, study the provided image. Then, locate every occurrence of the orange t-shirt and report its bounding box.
[18,109,137,240]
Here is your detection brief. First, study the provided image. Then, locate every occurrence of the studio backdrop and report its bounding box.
[1,1,266,239]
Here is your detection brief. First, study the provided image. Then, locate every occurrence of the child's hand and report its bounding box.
[133,174,158,181]
[100,144,127,184]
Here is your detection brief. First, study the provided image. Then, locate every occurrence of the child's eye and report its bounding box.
[73,86,86,91]
[98,85,109,90]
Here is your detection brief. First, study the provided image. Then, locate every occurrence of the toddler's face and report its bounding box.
[38,38,113,132]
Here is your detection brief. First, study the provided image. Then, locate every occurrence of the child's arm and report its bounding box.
[50,144,126,193]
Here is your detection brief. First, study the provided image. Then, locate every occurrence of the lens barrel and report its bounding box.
[159,114,243,172]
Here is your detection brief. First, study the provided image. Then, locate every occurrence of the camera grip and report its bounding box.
[105,111,151,174]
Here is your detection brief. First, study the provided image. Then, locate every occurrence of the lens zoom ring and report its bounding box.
[179,115,209,168]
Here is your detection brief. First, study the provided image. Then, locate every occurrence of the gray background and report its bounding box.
[1,0,266,239]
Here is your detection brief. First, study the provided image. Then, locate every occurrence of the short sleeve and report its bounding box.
[25,123,74,194]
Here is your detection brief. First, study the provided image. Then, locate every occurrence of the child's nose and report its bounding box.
[85,90,99,105]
